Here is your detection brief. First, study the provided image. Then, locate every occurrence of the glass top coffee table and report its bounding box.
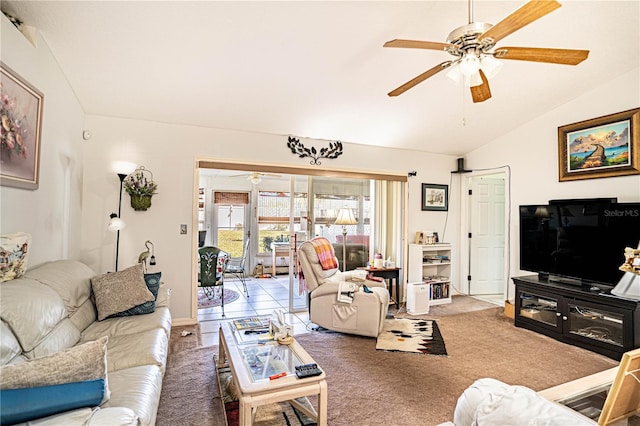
[217,320,327,425]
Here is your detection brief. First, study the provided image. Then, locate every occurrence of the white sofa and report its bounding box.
[0,260,172,425]
[451,378,599,425]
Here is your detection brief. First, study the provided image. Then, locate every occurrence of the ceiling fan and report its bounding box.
[384,0,589,103]
[229,172,282,184]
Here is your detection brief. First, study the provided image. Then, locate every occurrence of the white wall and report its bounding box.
[0,14,85,266]
[466,67,640,300]
[81,115,459,322]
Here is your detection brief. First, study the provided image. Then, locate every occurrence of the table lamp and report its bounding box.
[334,208,357,270]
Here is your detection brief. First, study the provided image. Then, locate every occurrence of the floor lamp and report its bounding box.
[108,172,128,271]
[334,208,358,270]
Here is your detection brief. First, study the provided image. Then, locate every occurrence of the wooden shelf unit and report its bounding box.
[408,243,452,306]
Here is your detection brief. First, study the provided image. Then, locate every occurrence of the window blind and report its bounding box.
[214,192,249,205]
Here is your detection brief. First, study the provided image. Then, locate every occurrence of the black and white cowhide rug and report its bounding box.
[376,318,448,356]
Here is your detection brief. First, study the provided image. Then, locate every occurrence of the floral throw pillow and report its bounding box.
[0,232,31,283]
[217,253,229,274]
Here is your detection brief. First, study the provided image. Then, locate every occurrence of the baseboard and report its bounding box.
[172,317,198,326]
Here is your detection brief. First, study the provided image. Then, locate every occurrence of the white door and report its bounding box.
[213,195,250,260]
[468,175,505,295]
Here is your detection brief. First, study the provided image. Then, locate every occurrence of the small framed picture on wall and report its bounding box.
[421,183,448,211]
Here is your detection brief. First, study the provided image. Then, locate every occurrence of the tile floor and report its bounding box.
[197,276,314,347]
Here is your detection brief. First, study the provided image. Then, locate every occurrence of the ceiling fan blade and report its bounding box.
[495,46,589,65]
[479,0,561,44]
[384,39,454,51]
[470,70,492,103]
[388,61,452,97]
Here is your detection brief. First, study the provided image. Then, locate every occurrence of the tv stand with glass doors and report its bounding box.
[513,275,640,360]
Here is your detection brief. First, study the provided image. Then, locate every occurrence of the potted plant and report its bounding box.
[123,166,157,211]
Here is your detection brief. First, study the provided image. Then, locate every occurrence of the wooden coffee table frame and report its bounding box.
[218,323,328,425]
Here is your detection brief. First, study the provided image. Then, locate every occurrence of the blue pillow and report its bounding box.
[0,379,105,425]
[108,272,161,318]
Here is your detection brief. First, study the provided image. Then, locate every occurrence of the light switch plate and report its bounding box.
[180,224,187,234]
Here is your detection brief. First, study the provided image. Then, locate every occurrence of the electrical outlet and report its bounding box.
[180,224,187,235]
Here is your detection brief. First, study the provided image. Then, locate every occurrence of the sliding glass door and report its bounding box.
[198,163,406,315]
[288,175,310,312]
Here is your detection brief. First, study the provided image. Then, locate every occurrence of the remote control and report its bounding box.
[295,363,322,378]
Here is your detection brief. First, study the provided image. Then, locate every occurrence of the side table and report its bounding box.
[361,267,401,308]
[270,242,290,276]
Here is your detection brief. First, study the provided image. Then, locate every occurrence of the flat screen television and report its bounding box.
[519,199,640,287]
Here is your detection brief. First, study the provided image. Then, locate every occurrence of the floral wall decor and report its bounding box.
[124,166,157,211]
[1,62,44,190]
[287,136,343,165]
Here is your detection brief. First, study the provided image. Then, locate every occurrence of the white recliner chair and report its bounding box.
[298,237,390,337]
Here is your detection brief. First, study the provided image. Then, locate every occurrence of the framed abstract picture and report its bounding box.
[1,62,44,190]
[421,183,448,211]
[558,108,640,182]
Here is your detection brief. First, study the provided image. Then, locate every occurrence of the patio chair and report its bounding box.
[225,238,250,298]
[198,246,230,316]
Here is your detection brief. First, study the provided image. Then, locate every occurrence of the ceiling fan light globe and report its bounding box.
[445,64,462,84]
[250,176,261,184]
[459,54,480,77]
[480,54,503,79]
[465,70,483,88]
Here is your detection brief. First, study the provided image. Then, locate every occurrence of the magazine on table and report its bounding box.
[233,317,270,331]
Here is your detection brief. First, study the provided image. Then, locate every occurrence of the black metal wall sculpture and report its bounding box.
[287,136,343,165]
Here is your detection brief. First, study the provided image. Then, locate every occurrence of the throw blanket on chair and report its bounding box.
[310,237,338,271]
[297,256,308,295]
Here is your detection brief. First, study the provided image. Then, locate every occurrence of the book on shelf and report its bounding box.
[430,282,450,299]
[233,317,270,331]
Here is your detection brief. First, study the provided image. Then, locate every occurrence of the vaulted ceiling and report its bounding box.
[3,1,638,156]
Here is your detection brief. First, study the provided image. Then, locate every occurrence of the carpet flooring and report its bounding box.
[157,298,618,425]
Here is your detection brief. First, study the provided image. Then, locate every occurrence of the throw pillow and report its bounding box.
[91,264,155,321]
[0,336,110,404]
[0,232,31,282]
[217,254,228,273]
[0,379,105,425]
[108,272,162,318]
